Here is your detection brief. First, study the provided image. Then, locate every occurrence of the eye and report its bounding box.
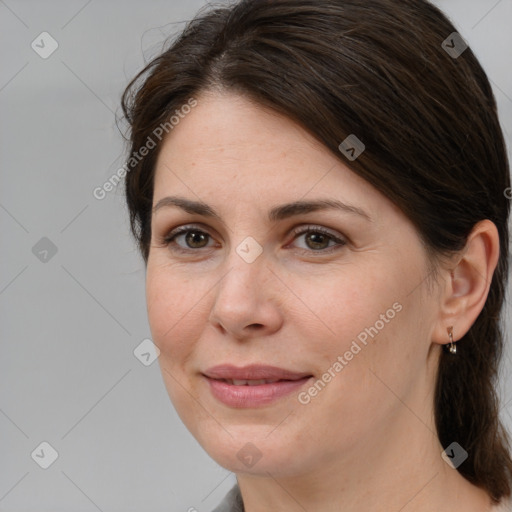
[161,224,347,255]
[288,226,347,254]
[162,225,215,253]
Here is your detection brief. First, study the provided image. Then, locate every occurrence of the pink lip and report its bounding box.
[202,364,313,408]
[203,364,311,381]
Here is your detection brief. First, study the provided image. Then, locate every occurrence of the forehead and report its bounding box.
[153,91,379,206]
[156,92,323,172]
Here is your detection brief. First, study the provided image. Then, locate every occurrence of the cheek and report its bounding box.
[145,266,209,422]
[146,265,205,364]
[291,262,404,354]
[291,260,419,415]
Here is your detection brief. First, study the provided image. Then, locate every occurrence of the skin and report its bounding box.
[146,89,500,512]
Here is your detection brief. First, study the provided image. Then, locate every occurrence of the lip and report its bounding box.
[202,364,313,408]
[203,364,312,381]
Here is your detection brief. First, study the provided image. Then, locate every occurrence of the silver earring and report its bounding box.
[448,326,456,354]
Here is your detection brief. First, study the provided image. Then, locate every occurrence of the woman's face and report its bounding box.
[146,90,443,477]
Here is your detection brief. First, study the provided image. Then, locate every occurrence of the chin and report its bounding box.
[194,425,309,477]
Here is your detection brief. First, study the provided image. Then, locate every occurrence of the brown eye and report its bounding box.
[162,224,347,256]
[183,230,210,249]
[163,227,214,252]
[304,232,331,250]
[290,226,347,254]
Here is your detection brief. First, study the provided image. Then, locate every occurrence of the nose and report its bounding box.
[208,251,283,340]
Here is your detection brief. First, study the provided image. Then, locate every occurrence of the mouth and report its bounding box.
[203,363,312,381]
[202,364,313,408]
[215,378,296,385]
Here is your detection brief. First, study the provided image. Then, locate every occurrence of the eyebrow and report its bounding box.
[152,195,372,222]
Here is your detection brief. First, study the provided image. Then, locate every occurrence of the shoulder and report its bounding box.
[211,484,244,512]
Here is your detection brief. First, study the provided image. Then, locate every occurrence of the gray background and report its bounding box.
[1,1,511,510]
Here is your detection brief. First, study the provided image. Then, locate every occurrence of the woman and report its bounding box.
[121,0,512,510]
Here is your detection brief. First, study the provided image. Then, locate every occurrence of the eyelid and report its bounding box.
[289,225,344,241]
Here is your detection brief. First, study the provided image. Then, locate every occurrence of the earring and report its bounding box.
[447,326,456,354]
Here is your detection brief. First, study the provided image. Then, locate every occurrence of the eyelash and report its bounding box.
[161,224,347,256]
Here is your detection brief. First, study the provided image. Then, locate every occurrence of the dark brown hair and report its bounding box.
[121,0,512,503]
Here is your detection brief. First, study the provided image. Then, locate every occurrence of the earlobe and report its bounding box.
[432,219,500,347]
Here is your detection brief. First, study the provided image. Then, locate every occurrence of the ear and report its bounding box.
[431,219,500,346]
